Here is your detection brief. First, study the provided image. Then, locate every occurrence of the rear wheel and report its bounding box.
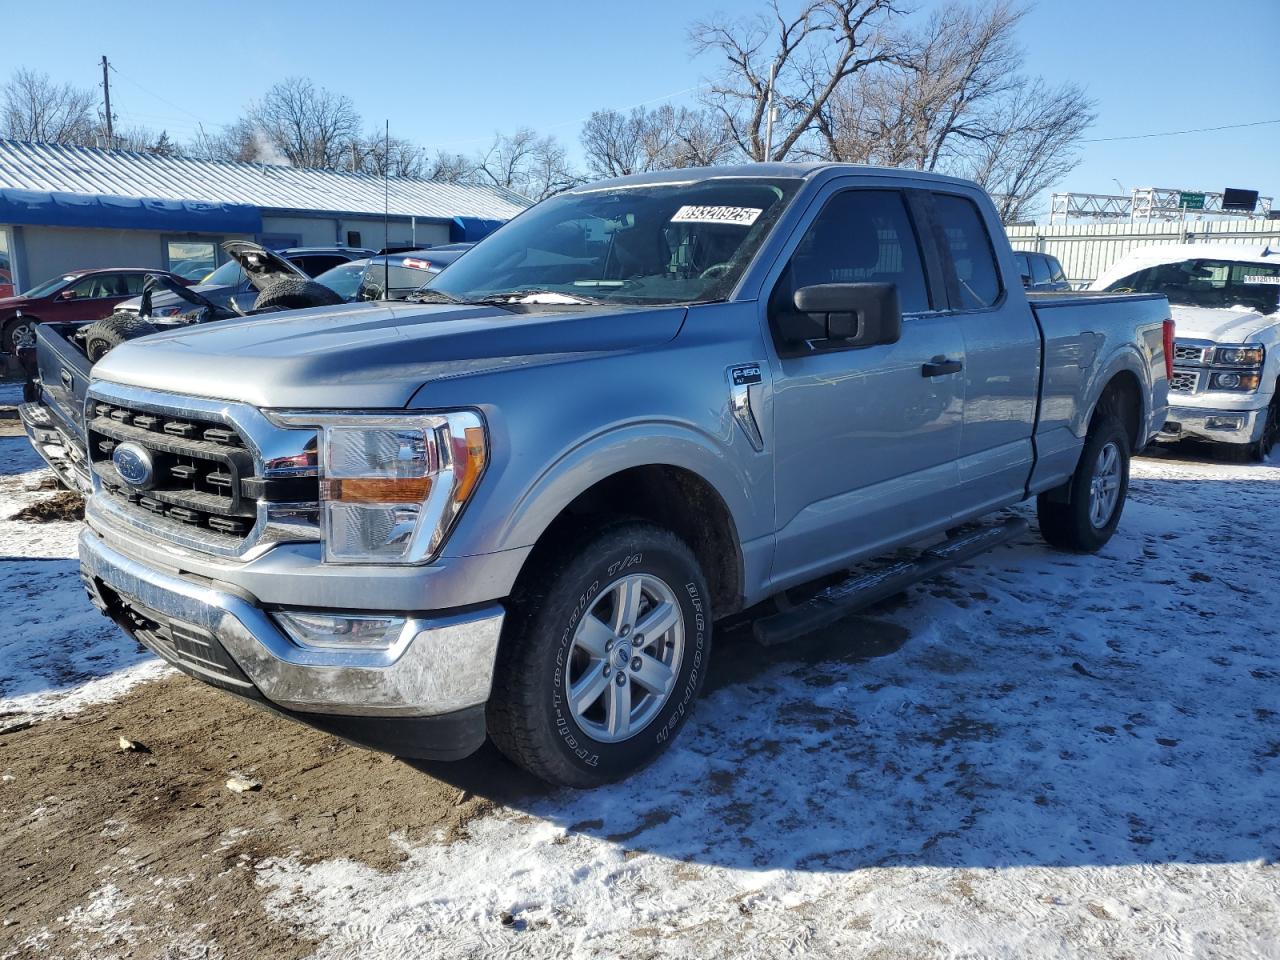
[487,521,712,787]
[1037,415,1131,553]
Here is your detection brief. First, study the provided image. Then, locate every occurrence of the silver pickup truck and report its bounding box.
[76,164,1172,787]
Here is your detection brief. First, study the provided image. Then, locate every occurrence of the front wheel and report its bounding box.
[4,317,35,354]
[1037,416,1131,553]
[487,521,712,787]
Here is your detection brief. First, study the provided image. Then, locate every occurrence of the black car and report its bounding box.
[1013,251,1072,291]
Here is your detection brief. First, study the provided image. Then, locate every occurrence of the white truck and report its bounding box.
[1092,243,1280,460]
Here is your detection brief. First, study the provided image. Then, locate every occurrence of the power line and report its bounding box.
[1083,118,1280,143]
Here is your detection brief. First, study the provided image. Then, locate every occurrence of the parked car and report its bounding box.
[0,254,13,299]
[71,164,1170,787]
[1091,243,1280,460]
[1,267,192,354]
[1013,251,1071,291]
[314,244,472,302]
[112,245,373,321]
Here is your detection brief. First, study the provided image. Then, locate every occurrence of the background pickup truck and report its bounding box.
[75,163,1171,787]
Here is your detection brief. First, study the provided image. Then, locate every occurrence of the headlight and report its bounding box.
[273,411,487,564]
[1209,371,1261,392]
[149,305,184,318]
[1214,345,1264,366]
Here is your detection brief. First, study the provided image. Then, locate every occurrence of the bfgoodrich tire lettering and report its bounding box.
[487,521,711,788]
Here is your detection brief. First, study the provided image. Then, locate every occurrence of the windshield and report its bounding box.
[315,260,368,300]
[203,260,247,287]
[1106,259,1280,315]
[423,177,801,306]
[22,274,75,298]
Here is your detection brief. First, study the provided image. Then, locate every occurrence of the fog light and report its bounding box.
[273,611,408,650]
[1205,416,1244,431]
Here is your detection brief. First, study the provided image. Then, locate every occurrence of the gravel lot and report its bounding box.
[1,430,1277,960]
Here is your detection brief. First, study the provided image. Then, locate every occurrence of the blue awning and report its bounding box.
[0,189,263,234]
[450,216,504,243]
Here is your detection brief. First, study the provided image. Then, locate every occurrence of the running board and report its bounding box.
[752,516,1028,647]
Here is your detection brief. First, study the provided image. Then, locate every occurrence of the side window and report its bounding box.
[1013,252,1030,284]
[773,189,931,318]
[932,193,1002,309]
[122,273,148,294]
[293,255,346,277]
[1046,255,1067,283]
[67,276,105,299]
[1030,254,1052,286]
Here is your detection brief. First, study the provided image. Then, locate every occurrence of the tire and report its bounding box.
[83,313,159,362]
[3,317,36,355]
[251,277,344,312]
[487,520,712,788]
[1248,393,1279,462]
[1036,415,1131,553]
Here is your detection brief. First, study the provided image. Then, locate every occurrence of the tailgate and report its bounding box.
[35,321,94,438]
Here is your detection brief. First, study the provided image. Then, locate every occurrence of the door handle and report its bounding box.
[922,357,963,377]
[60,370,74,390]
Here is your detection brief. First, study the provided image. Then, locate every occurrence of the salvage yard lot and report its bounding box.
[1,432,1277,960]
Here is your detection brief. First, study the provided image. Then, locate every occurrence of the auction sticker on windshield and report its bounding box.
[670,205,763,226]
[1242,275,1280,284]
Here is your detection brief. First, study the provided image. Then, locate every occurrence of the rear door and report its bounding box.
[767,185,966,586]
[929,190,1040,517]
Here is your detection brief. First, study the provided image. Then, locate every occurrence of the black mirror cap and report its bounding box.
[791,282,902,348]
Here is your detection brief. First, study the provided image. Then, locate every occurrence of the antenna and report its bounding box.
[383,119,390,296]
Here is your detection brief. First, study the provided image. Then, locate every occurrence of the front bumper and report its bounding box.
[1156,404,1268,445]
[19,401,91,493]
[78,528,505,759]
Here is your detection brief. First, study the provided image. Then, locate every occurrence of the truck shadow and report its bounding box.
[413,470,1280,874]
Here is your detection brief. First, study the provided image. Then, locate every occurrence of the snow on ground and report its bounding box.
[0,436,165,724]
[1,435,1278,957]
[260,448,1280,959]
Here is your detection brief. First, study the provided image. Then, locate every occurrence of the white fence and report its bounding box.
[1005,219,1280,286]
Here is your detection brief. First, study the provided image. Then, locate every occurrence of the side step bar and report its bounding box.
[752,516,1028,647]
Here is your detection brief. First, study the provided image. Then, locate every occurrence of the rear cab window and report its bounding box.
[932,193,1003,309]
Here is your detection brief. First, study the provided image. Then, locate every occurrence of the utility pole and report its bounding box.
[100,55,115,148]
[763,60,777,162]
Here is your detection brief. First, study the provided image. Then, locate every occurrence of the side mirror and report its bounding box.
[59,289,77,300]
[784,283,902,348]
[1019,271,1032,289]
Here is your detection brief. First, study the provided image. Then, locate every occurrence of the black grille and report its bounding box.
[88,402,258,545]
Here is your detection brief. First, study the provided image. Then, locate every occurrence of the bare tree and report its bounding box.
[960,79,1095,222]
[818,1,1024,168]
[249,77,361,168]
[352,133,425,177]
[581,105,733,177]
[690,0,901,161]
[1,68,96,145]
[423,150,477,184]
[475,128,580,200]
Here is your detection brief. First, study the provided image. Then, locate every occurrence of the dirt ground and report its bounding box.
[0,673,553,960]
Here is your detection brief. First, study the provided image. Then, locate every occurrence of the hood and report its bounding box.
[1170,305,1279,343]
[91,300,688,408]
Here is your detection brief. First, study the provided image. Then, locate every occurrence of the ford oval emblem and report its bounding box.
[112,442,155,490]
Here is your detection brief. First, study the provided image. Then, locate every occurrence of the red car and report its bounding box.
[0,267,191,354]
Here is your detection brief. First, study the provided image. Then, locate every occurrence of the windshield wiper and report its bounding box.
[406,287,462,304]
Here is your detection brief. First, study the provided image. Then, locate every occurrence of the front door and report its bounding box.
[766,187,966,588]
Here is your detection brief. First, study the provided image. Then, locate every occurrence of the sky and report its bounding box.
[5,0,1278,217]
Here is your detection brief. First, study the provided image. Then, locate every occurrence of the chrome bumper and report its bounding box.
[78,528,505,718]
[1158,404,1267,445]
[19,401,91,493]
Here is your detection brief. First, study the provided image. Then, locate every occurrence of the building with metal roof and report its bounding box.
[0,139,532,295]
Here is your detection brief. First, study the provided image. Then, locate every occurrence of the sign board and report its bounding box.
[1179,192,1205,210]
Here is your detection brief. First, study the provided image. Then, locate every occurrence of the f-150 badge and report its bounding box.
[728,363,765,451]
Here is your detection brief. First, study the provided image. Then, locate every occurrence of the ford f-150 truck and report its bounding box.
[1091,243,1279,460]
[75,164,1172,787]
